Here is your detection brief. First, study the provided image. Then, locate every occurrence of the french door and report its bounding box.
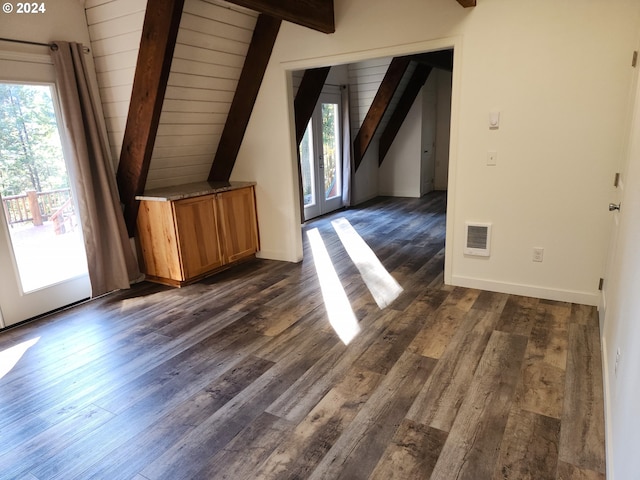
[299,92,343,221]
[0,81,90,328]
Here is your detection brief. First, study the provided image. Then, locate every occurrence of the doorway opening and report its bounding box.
[291,46,455,297]
[292,49,453,214]
[300,91,344,221]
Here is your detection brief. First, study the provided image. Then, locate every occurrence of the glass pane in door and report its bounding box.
[0,83,87,293]
[322,103,341,200]
[299,121,316,207]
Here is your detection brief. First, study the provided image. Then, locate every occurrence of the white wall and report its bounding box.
[601,44,640,479]
[421,72,438,195]
[352,144,379,204]
[347,58,390,204]
[326,64,349,87]
[368,69,445,199]
[346,57,417,204]
[371,68,446,198]
[0,0,97,88]
[378,90,423,197]
[435,69,452,190]
[0,0,92,48]
[232,0,640,305]
[292,65,348,101]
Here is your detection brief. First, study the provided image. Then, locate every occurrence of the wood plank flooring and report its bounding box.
[0,193,606,479]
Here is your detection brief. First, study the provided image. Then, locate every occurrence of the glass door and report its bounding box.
[0,82,90,328]
[300,92,343,221]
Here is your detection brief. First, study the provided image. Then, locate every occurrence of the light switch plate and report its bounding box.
[487,151,497,166]
[489,111,500,129]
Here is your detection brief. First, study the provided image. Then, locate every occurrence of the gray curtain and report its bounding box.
[51,41,139,297]
[341,84,353,207]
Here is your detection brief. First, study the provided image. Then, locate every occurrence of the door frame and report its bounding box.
[0,58,91,328]
[301,89,344,221]
[285,37,460,278]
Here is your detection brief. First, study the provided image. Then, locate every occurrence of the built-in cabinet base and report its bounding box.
[136,183,259,287]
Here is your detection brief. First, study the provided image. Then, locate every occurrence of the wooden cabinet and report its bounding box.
[137,185,259,287]
[173,195,224,279]
[217,186,259,263]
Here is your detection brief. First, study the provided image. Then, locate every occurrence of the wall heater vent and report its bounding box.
[464,222,491,257]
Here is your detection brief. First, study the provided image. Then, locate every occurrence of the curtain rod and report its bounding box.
[0,37,90,53]
[0,37,57,50]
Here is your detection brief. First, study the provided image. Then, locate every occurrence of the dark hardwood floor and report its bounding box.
[0,192,606,479]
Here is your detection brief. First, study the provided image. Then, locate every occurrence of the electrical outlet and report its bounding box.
[532,247,544,262]
[615,348,621,376]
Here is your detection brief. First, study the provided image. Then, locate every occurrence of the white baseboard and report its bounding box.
[601,339,615,480]
[450,275,599,306]
[256,249,301,263]
[378,190,420,198]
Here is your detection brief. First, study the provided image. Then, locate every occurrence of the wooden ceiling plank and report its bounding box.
[353,56,411,170]
[208,14,281,182]
[379,65,432,166]
[226,0,334,33]
[116,0,185,236]
[294,67,331,146]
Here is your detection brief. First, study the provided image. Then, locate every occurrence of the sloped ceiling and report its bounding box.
[86,0,147,166]
[153,0,258,189]
[86,0,463,193]
[86,0,258,190]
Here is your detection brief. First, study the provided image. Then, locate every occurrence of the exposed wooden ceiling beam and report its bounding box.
[208,14,281,182]
[411,50,454,72]
[116,0,185,236]
[456,0,476,7]
[294,67,331,145]
[226,0,334,33]
[353,56,411,170]
[379,65,432,166]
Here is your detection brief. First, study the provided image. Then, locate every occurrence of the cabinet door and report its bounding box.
[173,195,224,279]
[217,187,259,263]
[137,200,182,281]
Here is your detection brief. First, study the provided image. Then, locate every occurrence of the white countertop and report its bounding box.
[136,181,256,202]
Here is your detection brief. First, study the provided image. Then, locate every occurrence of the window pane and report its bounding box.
[299,121,315,207]
[322,103,341,200]
[0,83,87,293]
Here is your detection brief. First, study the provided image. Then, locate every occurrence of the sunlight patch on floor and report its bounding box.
[307,228,360,345]
[0,337,39,380]
[331,217,403,309]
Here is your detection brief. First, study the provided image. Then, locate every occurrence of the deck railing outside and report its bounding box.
[2,188,73,226]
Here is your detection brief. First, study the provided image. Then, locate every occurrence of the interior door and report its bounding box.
[299,92,343,221]
[421,144,436,195]
[601,177,622,328]
[0,81,90,328]
[601,70,640,333]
